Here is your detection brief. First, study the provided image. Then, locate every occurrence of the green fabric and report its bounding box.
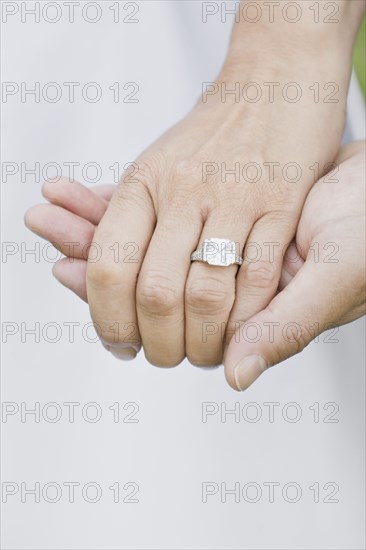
[353,15,366,98]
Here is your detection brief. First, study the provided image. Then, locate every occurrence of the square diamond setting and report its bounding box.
[202,238,236,266]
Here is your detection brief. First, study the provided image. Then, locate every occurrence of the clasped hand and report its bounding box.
[25,133,365,390]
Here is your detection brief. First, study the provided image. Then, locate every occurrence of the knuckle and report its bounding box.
[186,276,234,314]
[261,181,298,209]
[242,260,278,289]
[115,175,152,210]
[125,153,168,196]
[281,321,309,354]
[137,273,181,315]
[266,304,310,359]
[174,158,202,180]
[121,156,157,186]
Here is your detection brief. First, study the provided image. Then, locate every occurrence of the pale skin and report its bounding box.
[25,141,366,390]
[24,1,366,389]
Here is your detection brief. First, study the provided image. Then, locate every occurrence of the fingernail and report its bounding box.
[234,355,268,391]
[102,341,140,361]
[195,365,220,370]
[110,347,137,361]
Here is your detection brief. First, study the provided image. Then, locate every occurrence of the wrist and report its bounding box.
[224,1,364,70]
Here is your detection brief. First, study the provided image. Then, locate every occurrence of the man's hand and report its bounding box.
[25,142,366,385]
[224,142,366,390]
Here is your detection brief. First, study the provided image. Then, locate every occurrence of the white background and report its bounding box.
[1,1,365,548]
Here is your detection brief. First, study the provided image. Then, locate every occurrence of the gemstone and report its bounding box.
[202,238,237,266]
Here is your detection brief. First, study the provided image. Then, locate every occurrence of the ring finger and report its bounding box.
[185,211,252,366]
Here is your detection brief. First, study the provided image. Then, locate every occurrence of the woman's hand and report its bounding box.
[25,0,365,368]
[84,82,347,365]
[80,0,366,367]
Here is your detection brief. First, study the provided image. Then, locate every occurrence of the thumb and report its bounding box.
[224,259,345,391]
